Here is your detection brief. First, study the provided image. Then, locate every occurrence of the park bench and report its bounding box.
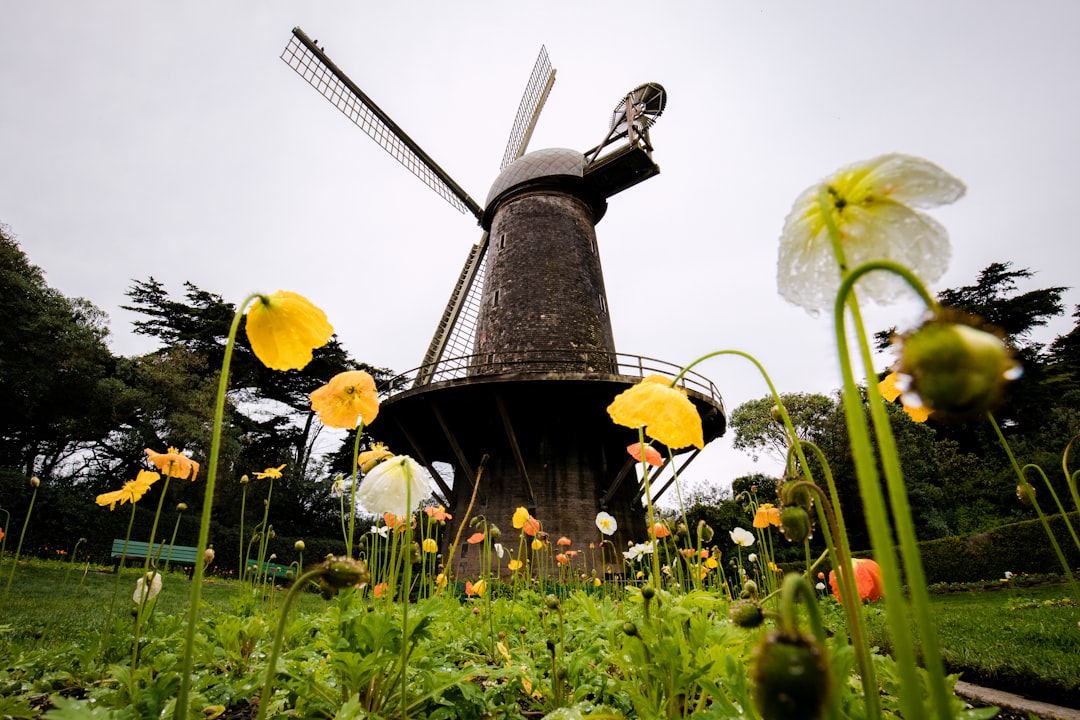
[245,558,291,581]
[111,538,199,570]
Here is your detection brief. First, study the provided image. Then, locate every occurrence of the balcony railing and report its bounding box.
[380,350,724,412]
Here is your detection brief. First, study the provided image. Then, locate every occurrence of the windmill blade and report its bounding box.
[416,234,489,386]
[282,27,482,221]
[501,46,556,169]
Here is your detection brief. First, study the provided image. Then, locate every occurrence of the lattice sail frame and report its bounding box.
[281,29,481,219]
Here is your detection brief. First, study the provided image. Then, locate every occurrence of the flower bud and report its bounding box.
[295,540,305,551]
[240,474,250,485]
[545,594,561,610]
[1017,482,1036,506]
[779,506,812,543]
[622,621,639,637]
[899,315,1019,418]
[641,586,656,600]
[489,524,502,540]
[729,599,765,628]
[751,631,831,720]
[30,476,40,488]
[741,580,758,599]
[176,503,188,512]
[697,520,715,544]
[781,479,813,513]
[319,556,369,592]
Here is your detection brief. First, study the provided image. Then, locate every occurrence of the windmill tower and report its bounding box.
[282,29,726,575]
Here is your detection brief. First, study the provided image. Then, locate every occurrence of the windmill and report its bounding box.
[282,28,726,575]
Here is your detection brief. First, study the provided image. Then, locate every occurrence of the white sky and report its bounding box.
[2,2,1078,492]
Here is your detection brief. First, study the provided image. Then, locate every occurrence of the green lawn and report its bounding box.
[858,582,1080,707]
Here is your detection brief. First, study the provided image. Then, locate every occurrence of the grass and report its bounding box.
[0,560,325,647]
[855,582,1080,708]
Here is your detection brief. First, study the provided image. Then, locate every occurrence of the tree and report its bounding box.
[0,226,129,477]
[728,393,838,465]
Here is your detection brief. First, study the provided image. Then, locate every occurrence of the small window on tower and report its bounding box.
[493,290,500,306]
[599,294,607,312]
[500,234,506,249]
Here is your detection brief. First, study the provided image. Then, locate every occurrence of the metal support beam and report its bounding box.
[494,390,537,512]
[430,399,477,492]
[391,416,453,504]
[644,449,703,505]
[600,456,637,509]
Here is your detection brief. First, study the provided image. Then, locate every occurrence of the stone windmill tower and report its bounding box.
[282,29,726,575]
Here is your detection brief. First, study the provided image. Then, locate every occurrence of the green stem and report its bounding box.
[833,259,952,719]
[253,566,325,720]
[991,416,1080,602]
[2,485,39,600]
[176,292,256,720]
[347,426,365,557]
[637,427,663,586]
[1062,435,1080,516]
[238,484,248,580]
[1023,463,1080,555]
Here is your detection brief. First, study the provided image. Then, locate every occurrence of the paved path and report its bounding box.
[955,680,1080,720]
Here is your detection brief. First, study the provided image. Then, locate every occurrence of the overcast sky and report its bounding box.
[3,2,1078,492]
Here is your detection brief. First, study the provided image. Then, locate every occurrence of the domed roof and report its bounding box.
[485,147,584,208]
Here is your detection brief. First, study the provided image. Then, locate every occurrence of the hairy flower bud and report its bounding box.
[779,506,812,543]
[729,599,765,628]
[898,314,1019,419]
[751,631,831,720]
[318,556,369,597]
[781,479,813,513]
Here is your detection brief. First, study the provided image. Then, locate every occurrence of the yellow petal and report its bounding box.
[310,370,380,429]
[607,375,704,450]
[512,506,530,529]
[246,290,334,371]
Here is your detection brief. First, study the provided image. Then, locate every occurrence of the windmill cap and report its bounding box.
[484,147,587,220]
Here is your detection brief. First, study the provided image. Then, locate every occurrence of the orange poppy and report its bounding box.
[467,532,486,545]
[556,536,572,547]
[752,503,781,529]
[627,442,663,467]
[651,523,671,539]
[829,558,884,604]
[555,553,569,565]
[145,447,199,481]
[522,516,540,537]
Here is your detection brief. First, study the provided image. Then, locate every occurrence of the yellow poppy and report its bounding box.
[878,373,931,423]
[422,538,438,553]
[245,290,334,371]
[607,375,704,450]
[531,539,544,551]
[435,572,447,588]
[145,447,199,481]
[778,154,965,312]
[752,503,781,528]
[253,464,287,480]
[96,470,161,510]
[508,559,524,571]
[310,370,380,429]
[512,506,530,529]
[358,442,393,472]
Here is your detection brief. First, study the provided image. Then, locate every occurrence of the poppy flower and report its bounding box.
[253,464,287,480]
[627,442,663,467]
[145,447,199,481]
[650,523,671,539]
[565,550,578,558]
[752,503,781,529]
[310,370,380,429]
[425,505,452,522]
[467,532,486,545]
[530,539,544,551]
[465,579,487,597]
[96,470,161,510]
[356,442,393,473]
[555,553,569,565]
[373,582,388,598]
[777,154,965,313]
[422,538,438,553]
[729,527,755,547]
[878,373,931,423]
[355,456,432,517]
[829,558,884,604]
[133,571,163,604]
[508,559,524,572]
[607,375,704,450]
[512,507,530,529]
[556,536,572,547]
[245,290,334,371]
[595,511,618,536]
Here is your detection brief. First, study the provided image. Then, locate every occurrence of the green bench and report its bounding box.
[111,539,199,570]
[245,559,291,581]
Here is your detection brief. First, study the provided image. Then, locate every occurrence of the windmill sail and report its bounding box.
[281,28,482,220]
[415,235,489,385]
[501,46,556,169]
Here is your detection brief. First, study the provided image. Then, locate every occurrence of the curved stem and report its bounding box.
[254,566,325,720]
[834,259,952,719]
[176,292,257,719]
[347,425,365,557]
[1023,463,1080,554]
[2,485,38,600]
